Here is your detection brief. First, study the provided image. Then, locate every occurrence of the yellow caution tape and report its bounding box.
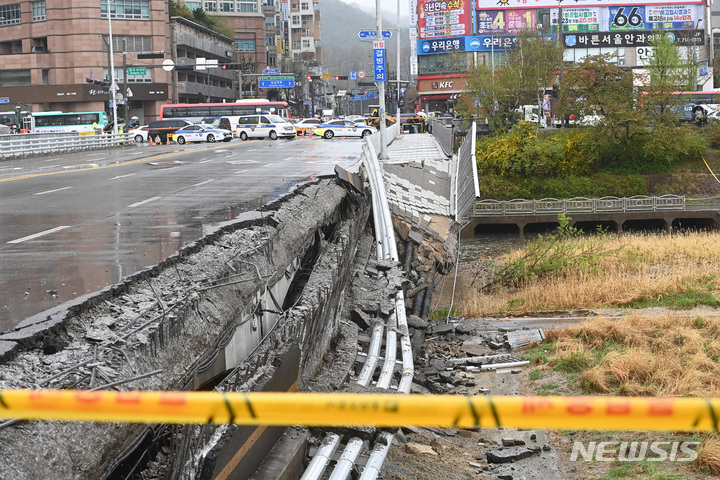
[686,156,720,201]
[2,390,720,431]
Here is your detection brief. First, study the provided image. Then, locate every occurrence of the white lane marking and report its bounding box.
[192,179,215,187]
[234,169,248,175]
[199,159,214,164]
[226,159,258,164]
[33,186,73,196]
[126,196,161,208]
[248,148,258,152]
[428,180,436,185]
[111,173,136,180]
[283,156,294,161]
[8,225,70,244]
[263,163,275,167]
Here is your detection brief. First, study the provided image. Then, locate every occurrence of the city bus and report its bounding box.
[0,110,31,131]
[31,111,107,134]
[159,100,290,122]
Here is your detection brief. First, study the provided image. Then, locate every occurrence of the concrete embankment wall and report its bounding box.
[0,177,370,479]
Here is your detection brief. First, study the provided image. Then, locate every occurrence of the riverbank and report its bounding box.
[404,230,720,479]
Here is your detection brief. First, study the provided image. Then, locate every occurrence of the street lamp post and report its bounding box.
[107,0,118,135]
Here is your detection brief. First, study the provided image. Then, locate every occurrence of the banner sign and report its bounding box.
[645,5,696,30]
[551,7,600,33]
[609,6,646,30]
[475,0,701,8]
[476,9,534,34]
[418,34,537,54]
[419,0,472,39]
[563,29,704,48]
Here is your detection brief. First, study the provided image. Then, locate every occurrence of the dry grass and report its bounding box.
[547,314,720,397]
[696,435,720,476]
[458,231,720,316]
[543,314,720,474]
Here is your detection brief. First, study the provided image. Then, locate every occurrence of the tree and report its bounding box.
[640,32,698,125]
[461,32,563,131]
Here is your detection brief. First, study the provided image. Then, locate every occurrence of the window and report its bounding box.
[184,1,201,9]
[302,39,310,49]
[32,1,46,22]
[265,16,275,26]
[102,35,152,53]
[220,1,234,12]
[0,69,31,86]
[101,0,150,20]
[267,56,276,66]
[291,2,299,10]
[293,40,300,49]
[301,2,309,10]
[0,4,21,26]
[234,39,255,52]
[292,15,300,26]
[266,36,275,46]
[204,1,217,10]
[31,37,48,53]
[237,0,257,13]
[302,16,310,25]
[301,28,309,35]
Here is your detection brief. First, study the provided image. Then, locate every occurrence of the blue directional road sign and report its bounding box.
[259,75,295,88]
[263,68,280,74]
[358,30,392,39]
[349,95,368,101]
[350,71,357,80]
[374,48,386,81]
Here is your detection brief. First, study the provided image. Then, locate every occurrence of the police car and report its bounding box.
[171,124,233,144]
[313,120,377,139]
[236,114,296,140]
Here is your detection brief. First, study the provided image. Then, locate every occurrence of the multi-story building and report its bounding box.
[0,0,171,121]
[413,0,713,114]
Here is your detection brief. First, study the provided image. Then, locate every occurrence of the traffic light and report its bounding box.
[221,64,242,70]
[335,75,348,81]
[552,84,559,98]
[307,75,313,82]
[306,75,319,81]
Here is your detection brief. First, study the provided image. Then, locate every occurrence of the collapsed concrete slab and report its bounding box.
[0,178,370,479]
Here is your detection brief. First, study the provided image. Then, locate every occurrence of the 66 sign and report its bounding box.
[610,6,645,31]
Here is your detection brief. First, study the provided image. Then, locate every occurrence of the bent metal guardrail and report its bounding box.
[469,195,720,216]
[0,132,131,158]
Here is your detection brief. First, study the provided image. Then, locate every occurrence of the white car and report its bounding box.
[237,114,296,140]
[171,124,233,144]
[129,125,149,143]
[314,120,377,139]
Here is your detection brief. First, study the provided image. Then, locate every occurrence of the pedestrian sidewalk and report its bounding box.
[380,132,453,240]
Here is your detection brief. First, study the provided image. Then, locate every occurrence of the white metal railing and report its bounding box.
[453,122,480,222]
[369,120,400,154]
[0,132,132,158]
[429,117,454,157]
[471,195,697,216]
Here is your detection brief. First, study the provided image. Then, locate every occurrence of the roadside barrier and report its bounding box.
[2,390,720,431]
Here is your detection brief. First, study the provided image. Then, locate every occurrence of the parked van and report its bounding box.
[236,114,296,140]
[147,119,194,144]
[200,116,239,137]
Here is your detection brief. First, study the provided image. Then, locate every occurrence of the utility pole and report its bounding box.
[107,4,118,135]
[376,0,388,159]
[396,0,401,115]
[123,40,128,128]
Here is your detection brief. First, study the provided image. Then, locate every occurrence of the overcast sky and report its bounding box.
[337,0,410,21]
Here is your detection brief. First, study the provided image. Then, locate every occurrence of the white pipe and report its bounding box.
[300,433,341,480]
[359,431,395,480]
[328,437,364,480]
[356,323,384,386]
[375,313,397,389]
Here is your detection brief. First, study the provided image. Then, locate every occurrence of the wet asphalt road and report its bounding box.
[0,136,363,331]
